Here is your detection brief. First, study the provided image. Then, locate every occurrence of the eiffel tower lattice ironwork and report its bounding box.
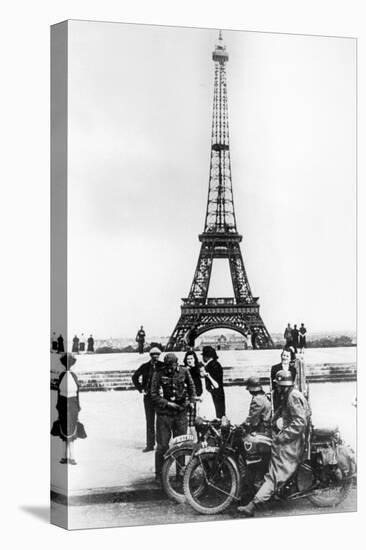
[166,32,273,351]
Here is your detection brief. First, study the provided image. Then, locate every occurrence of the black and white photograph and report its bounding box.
[50,19,356,530]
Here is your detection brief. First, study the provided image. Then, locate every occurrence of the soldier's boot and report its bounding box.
[237,500,256,517]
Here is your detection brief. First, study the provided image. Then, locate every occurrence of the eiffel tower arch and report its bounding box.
[166,32,273,351]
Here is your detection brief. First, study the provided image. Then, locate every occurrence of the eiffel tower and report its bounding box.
[166,31,273,351]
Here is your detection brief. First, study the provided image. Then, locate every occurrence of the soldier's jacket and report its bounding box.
[245,392,272,435]
[275,388,311,445]
[253,388,312,504]
[150,365,196,416]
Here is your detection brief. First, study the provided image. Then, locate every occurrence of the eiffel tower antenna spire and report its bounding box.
[166,33,273,351]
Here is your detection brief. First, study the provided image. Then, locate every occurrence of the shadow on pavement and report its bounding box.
[20,506,50,523]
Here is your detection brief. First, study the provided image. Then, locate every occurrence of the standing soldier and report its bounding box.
[251,328,257,350]
[238,369,311,516]
[150,353,196,482]
[242,377,272,436]
[284,323,293,347]
[291,324,299,354]
[51,332,58,353]
[136,325,146,354]
[57,334,65,354]
[299,323,307,353]
[132,347,164,452]
[87,334,94,353]
[185,324,199,349]
[72,335,80,354]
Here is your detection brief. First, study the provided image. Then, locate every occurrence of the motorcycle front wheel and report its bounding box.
[183,452,240,515]
[161,447,195,503]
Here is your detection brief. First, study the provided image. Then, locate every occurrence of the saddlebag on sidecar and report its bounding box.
[311,426,356,477]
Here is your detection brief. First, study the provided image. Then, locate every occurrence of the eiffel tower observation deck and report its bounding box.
[166,32,273,351]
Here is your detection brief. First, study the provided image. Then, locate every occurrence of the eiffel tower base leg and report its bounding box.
[166,308,273,351]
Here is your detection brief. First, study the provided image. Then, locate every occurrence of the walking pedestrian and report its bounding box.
[132,347,164,452]
[51,353,87,464]
[151,353,196,482]
[136,325,146,354]
[299,323,307,353]
[57,334,64,354]
[291,324,299,354]
[87,334,94,353]
[201,346,226,419]
[72,335,80,354]
[183,351,202,434]
[238,370,311,517]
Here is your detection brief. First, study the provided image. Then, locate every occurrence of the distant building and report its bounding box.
[199,333,247,350]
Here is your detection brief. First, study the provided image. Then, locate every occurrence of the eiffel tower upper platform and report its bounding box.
[166,31,273,351]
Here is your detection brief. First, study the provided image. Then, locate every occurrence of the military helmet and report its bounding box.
[164,352,178,365]
[275,369,294,386]
[245,376,262,392]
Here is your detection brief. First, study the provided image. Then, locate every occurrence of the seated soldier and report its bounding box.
[238,369,311,517]
[242,377,272,436]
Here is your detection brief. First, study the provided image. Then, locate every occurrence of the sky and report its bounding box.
[67,21,356,339]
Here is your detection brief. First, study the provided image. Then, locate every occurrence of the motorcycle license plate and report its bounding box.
[172,434,195,444]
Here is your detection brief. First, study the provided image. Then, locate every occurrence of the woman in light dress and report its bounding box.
[196,364,217,420]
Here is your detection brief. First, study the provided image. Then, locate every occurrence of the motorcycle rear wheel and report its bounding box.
[183,452,240,515]
[304,463,353,508]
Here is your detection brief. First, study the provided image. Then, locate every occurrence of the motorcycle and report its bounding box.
[161,417,221,503]
[183,418,356,515]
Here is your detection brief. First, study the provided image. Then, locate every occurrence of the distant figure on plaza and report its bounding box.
[291,324,299,353]
[251,327,257,350]
[299,323,307,353]
[57,334,64,354]
[284,323,293,347]
[185,324,199,349]
[132,347,164,452]
[151,353,196,481]
[87,334,94,353]
[183,351,203,433]
[51,332,58,353]
[270,348,297,411]
[51,352,87,464]
[72,335,80,354]
[201,346,226,419]
[79,333,86,353]
[136,325,146,354]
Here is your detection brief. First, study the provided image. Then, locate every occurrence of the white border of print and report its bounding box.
[1,1,363,549]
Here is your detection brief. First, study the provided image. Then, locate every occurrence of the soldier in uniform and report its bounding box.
[242,376,271,436]
[136,325,146,354]
[132,347,164,452]
[238,369,311,516]
[150,352,196,481]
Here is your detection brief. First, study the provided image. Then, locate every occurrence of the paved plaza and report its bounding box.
[51,380,356,499]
